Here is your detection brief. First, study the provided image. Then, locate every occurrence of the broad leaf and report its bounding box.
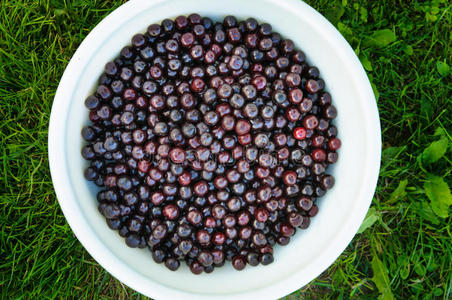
[388,180,407,203]
[422,136,448,165]
[414,262,426,277]
[337,22,354,42]
[424,175,452,218]
[436,61,450,77]
[412,202,440,225]
[366,29,396,47]
[434,127,446,137]
[382,146,404,161]
[360,53,373,71]
[421,97,434,120]
[371,255,394,300]
[433,287,443,297]
[381,146,404,170]
[357,207,380,233]
[403,44,414,55]
[397,255,410,280]
[371,81,380,101]
[324,1,345,26]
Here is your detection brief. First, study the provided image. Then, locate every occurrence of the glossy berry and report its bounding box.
[82,14,339,274]
[328,137,342,151]
[293,127,307,140]
[232,255,246,270]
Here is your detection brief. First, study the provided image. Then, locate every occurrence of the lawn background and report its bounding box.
[1,0,450,299]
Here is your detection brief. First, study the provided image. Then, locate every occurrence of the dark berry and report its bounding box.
[82,15,339,274]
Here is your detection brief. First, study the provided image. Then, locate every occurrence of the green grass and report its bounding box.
[0,0,450,299]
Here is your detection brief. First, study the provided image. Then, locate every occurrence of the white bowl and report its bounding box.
[48,0,381,298]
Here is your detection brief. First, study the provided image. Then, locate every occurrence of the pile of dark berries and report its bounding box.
[81,14,341,274]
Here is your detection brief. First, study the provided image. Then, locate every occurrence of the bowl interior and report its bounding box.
[52,0,380,298]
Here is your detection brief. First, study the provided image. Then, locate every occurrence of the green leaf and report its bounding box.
[427,261,439,272]
[354,47,360,56]
[54,9,66,17]
[397,256,410,280]
[412,202,440,225]
[360,53,373,71]
[371,255,394,300]
[401,21,414,32]
[367,75,380,101]
[426,12,438,22]
[388,180,407,203]
[421,97,434,120]
[324,1,345,26]
[421,136,449,165]
[366,29,397,48]
[357,207,380,233]
[359,6,368,23]
[433,287,443,296]
[382,146,403,160]
[430,5,440,15]
[436,61,450,77]
[410,282,424,293]
[414,262,426,277]
[400,264,410,280]
[434,127,446,137]
[337,22,354,42]
[403,44,414,56]
[381,146,404,169]
[371,82,380,101]
[424,175,452,218]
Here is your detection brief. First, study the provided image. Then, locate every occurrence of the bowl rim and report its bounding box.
[48,0,381,299]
